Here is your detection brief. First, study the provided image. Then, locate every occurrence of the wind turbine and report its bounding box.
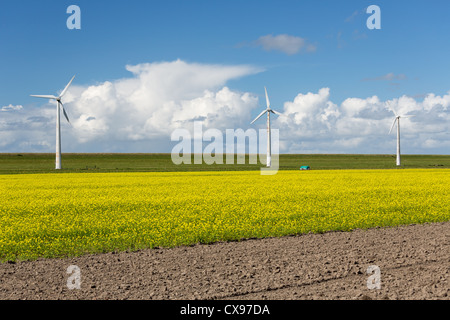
[388,113,415,166]
[31,75,75,170]
[251,87,282,167]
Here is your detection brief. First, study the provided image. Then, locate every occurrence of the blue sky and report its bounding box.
[1,0,449,154]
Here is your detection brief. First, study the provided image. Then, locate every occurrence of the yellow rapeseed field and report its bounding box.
[0,169,449,262]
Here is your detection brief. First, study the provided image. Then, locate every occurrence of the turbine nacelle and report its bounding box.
[251,87,283,124]
[388,114,415,135]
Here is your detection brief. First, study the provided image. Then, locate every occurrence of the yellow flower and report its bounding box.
[0,169,449,262]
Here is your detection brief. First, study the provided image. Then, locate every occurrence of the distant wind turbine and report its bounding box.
[251,87,282,167]
[388,112,415,166]
[31,75,75,170]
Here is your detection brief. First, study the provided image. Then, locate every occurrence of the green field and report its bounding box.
[0,153,449,174]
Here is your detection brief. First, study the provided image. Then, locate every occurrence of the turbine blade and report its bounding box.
[386,106,398,117]
[251,110,267,124]
[264,87,270,109]
[30,95,57,99]
[271,109,283,116]
[389,118,397,135]
[60,102,70,124]
[400,114,415,118]
[59,75,75,98]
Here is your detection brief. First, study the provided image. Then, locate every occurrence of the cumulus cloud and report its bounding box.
[281,88,340,137]
[1,104,23,112]
[67,60,261,145]
[1,60,262,152]
[252,34,316,55]
[1,60,449,155]
[274,88,450,154]
[0,104,54,151]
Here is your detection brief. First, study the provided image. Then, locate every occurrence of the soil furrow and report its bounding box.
[0,222,448,300]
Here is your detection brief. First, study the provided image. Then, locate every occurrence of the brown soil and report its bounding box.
[0,222,449,300]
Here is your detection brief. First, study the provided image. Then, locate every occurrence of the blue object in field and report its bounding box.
[300,166,310,170]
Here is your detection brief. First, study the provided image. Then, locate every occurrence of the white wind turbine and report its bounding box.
[388,112,415,166]
[251,87,282,167]
[31,75,75,170]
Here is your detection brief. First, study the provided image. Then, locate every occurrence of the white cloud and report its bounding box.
[1,104,23,112]
[274,89,450,154]
[253,34,316,55]
[1,60,261,152]
[1,60,449,155]
[280,88,340,137]
[66,60,261,146]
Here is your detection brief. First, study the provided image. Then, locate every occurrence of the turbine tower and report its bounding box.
[31,75,75,170]
[251,87,282,167]
[389,113,414,166]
